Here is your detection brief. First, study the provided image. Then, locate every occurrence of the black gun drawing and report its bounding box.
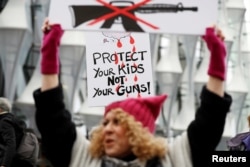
[69,1,198,32]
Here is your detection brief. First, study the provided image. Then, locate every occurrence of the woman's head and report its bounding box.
[89,95,167,160]
[105,94,167,133]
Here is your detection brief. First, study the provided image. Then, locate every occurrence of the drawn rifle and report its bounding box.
[69,2,198,31]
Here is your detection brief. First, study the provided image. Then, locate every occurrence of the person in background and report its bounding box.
[0,98,34,167]
[227,115,250,151]
[33,19,232,167]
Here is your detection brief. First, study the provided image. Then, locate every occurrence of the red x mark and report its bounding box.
[88,0,159,30]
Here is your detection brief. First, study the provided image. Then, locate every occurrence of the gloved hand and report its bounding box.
[40,24,64,74]
[202,27,226,80]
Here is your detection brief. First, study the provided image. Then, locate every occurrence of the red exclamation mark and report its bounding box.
[137,93,141,98]
[130,35,135,44]
[116,84,120,92]
[133,63,137,68]
[117,39,122,48]
[132,45,136,52]
[134,75,138,82]
[121,62,125,68]
[130,36,136,53]
[114,52,118,64]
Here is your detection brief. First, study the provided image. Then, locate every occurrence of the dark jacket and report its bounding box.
[0,113,24,167]
[33,85,232,167]
[188,86,232,166]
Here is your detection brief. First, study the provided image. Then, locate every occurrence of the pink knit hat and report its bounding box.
[105,94,167,133]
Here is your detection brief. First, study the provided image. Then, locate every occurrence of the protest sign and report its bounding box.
[49,0,218,35]
[85,31,154,106]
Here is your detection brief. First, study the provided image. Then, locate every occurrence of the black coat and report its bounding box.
[0,113,24,167]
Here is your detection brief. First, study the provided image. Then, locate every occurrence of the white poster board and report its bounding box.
[49,0,218,35]
[86,31,154,106]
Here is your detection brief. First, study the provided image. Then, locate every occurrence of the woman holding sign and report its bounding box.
[33,19,232,167]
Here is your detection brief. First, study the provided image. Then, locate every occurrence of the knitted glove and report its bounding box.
[202,27,227,80]
[41,24,64,74]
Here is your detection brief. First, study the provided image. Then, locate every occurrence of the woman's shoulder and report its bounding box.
[70,127,102,167]
[162,132,192,167]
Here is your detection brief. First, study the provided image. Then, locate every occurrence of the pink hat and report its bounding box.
[105,94,167,133]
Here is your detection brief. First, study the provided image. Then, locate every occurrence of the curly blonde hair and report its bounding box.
[88,108,168,161]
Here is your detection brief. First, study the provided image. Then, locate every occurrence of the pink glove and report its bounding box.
[41,24,64,74]
[202,27,227,80]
